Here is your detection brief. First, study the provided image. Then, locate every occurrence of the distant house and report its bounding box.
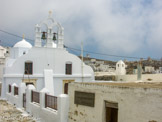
[144,66,155,73]
[159,67,162,73]
[115,60,126,75]
[1,13,94,98]
[0,46,10,83]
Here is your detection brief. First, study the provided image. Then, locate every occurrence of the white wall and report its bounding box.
[68,82,162,122]
[5,84,69,122]
[2,47,94,96]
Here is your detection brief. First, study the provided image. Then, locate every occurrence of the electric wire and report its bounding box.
[0,29,160,60]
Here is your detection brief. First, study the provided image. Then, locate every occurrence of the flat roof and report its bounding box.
[76,82,162,89]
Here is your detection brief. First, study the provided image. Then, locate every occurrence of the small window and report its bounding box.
[25,62,33,75]
[23,52,26,55]
[66,63,72,75]
[14,86,18,95]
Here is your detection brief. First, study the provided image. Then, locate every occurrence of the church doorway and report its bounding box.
[64,83,68,94]
[62,79,75,94]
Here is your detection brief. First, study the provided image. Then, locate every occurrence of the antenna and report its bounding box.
[81,41,84,82]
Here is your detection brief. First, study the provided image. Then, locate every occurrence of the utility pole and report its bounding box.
[81,41,84,82]
[137,60,142,81]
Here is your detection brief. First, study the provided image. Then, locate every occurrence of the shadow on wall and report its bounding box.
[95,75,115,81]
[0,83,1,96]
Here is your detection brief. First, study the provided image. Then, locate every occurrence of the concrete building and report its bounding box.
[1,12,94,98]
[68,82,162,122]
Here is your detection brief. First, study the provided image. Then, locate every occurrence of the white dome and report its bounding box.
[14,39,32,48]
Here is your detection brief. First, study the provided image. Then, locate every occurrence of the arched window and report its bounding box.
[25,61,33,75]
[65,61,72,75]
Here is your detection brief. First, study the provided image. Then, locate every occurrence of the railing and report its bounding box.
[8,85,11,93]
[45,94,57,110]
[31,90,40,103]
[14,86,18,95]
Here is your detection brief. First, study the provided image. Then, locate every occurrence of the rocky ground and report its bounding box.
[0,100,36,122]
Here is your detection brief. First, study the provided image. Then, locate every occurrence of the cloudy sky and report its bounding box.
[0,0,162,61]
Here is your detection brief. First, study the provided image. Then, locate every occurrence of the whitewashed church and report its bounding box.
[1,12,94,97]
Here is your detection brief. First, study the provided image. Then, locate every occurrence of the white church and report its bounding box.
[1,12,94,97]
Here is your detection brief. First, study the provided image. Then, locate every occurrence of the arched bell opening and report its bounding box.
[40,24,48,47]
[52,26,59,45]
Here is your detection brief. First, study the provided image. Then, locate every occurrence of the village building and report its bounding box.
[68,82,162,122]
[144,66,155,73]
[1,12,94,98]
[115,60,126,76]
[0,46,10,83]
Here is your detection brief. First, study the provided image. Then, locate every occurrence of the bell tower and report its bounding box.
[34,11,64,48]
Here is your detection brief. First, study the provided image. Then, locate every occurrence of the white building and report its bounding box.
[159,67,162,73]
[115,60,126,75]
[145,66,155,73]
[0,46,10,83]
[1,12,94,98]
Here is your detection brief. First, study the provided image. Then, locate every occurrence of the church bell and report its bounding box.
[41,32,47,40]
[53,33,57,41]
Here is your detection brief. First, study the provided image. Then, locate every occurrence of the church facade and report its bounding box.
[1,13,94,97]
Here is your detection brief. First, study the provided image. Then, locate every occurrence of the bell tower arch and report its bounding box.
[34,11,64,48]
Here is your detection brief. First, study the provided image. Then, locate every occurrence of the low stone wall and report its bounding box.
[116,74,162,82]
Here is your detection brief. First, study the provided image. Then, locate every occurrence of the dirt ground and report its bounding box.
[0,100,36,122]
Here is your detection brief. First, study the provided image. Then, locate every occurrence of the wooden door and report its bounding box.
[64,83,68,94]
[106,107,118,122]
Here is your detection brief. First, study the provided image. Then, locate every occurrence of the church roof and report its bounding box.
[14,39,32,48]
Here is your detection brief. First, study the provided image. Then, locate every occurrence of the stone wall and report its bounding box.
[116,74,162,82]
[68,82,162,122]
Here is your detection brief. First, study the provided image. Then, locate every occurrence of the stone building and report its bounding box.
[68,82,162,122]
